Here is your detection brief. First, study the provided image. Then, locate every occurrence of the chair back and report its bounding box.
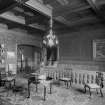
[0,71,7,79]
[96,72,104,88]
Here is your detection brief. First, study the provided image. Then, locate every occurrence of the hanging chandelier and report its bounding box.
[43,16,58,47]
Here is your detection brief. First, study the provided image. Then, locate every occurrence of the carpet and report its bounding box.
[0,85,104,105]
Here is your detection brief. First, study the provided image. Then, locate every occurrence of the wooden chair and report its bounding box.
[84,72,104,97]
[0,70,16,96]
[59,68,73,88]
[0,70,7,87]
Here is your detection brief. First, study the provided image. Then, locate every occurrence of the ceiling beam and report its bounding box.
[98,0,105,5]
[10,7,49,27]
[53,5,91,17]
[54,1,105,17]
[86,0,105,21]
[43,0,54,4]
[53,1,104,27]
[55,16,100,29]
[68,16,100,26]
[25,16,42,25]
[11,8,34,17]
[0,2,17,14]
[25,0,52,17]
[0,12,25,24]
[25,15,49,25]
[0,0,29,14]
[14,0,29,3]
[54,17,71,27]
[0,12,46,31]
[54,15,100,28]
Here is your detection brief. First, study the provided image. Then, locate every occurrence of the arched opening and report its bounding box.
[17,44,41,73]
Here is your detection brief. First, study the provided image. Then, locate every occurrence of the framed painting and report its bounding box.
[93,39,105,61]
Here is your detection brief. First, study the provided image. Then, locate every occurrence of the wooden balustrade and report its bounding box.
[43,66,105,86]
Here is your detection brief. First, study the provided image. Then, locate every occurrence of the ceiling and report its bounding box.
[43,0,105,27]
[0,0,50,34]
[0,0,15,12]
[0,0,105,34]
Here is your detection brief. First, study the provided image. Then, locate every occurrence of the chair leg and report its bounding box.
[6,82,11,97]
[67,81,69,88]
[50,83,52,94]
[69,80,72,87]
[89,88,91,97]
[96,89,98,94]
[35,84,38,92]
[44,86,46,101]
[64,81,66,86]
[100,88,103,97]
[14,79,16,87]
[27,81,30,98]
[84,85,86,93]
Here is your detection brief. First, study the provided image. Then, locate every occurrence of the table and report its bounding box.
[27,74,53,101]
[40,80,53,101]
[84,83,103,97]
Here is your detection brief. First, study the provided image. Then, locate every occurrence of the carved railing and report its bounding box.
[43,66,105,86]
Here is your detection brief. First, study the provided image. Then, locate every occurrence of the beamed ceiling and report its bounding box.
[0,0,105,35]
[44,0,105,26]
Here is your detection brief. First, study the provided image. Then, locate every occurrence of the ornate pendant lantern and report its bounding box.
[42,15,59,66]
[43,16,58,47]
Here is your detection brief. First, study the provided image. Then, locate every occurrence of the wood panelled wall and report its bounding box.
[57,23,105,72]
[0,23,42,72]
[0,26,42,47]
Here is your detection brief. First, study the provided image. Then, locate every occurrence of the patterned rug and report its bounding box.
[0,84,105,105]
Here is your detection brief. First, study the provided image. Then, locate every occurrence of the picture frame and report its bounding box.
[93,39,105,61]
